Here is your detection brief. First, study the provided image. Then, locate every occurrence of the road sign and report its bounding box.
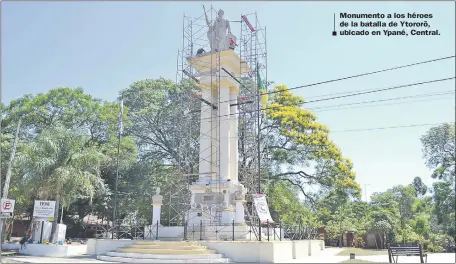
[33,200,56,219]
[0,198,15,218]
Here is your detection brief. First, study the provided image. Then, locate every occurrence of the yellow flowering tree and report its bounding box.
[263,84,361,202]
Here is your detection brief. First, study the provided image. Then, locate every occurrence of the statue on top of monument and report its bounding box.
[203,6,236,53]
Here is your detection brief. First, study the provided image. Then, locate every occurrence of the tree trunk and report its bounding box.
[1,118,22,246]
[374,233,378,249]
[50,198,60,243]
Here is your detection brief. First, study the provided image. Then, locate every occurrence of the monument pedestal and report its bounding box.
[188,180,245,226]
[186,49,251,228]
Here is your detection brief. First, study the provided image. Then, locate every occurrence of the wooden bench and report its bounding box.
[388,245,427,263]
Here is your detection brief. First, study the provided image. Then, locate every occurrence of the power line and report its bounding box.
[308,90,455,111]
[313,96,453,113]
[194,55,455,105]
[267,56,455,96]
[197,76,455,121]
[331,122,454,133]
[303,77,454,104]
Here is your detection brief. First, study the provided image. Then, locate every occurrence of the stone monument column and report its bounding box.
[229,88,239,183]
[199,87,214,183]
[219,79,231,182]
[151,187,163,226]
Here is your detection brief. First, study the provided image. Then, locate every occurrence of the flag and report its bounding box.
[118,98,124,138]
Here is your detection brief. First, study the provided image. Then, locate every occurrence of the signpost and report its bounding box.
[0,198,15,218]
[33,200,56,243]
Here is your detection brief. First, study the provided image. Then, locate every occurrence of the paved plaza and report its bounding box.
[3,247,455,263]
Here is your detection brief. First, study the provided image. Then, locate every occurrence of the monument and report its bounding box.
[185,8,249,227]
[151,187,163,226]
[204,7,236,52]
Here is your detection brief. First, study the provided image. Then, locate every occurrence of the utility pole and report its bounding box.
[1,118,22,247]
[113,93,123,236]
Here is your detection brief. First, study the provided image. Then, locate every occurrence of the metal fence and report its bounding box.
[94,219,320,242]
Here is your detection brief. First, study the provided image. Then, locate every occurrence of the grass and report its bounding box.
[336,248,388,256]
[340,260,377,263]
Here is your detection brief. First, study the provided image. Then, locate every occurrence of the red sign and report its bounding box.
[2,201,12,210]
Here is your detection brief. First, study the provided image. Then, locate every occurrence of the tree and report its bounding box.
[267,181,317,226]
[432,181,455,238]
[370,191,401,248]
[122,78,199,170]
[412,176,428,197]
[17,126,107,242]
[264,85,361,201]
[421,123,455,241]
[325,203,356,247]
[421,123,455,182]
[2,88,137,227]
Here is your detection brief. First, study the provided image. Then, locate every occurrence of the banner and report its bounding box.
[252,194,275,224]
[33,200,56,220]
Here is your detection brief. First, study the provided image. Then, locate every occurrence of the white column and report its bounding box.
[199,88,213,182]
[211,91,218,181]
[219,86,230,181]
[235,201,245,224]
[229,88,239,183]
[152,193,163,226]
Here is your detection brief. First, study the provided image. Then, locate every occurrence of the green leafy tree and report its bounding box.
[370,191,400,248]
[421,123,455,182]
[268,181,318,226]
[432,181,455,238]
[325,204,356,247]
[2,88,137,227]
[17,126,107,242]
[421,123,455,240]
[122,78,199,170]
[412,176,428,197]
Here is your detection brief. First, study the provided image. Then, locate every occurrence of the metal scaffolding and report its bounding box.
[168,7,268,234]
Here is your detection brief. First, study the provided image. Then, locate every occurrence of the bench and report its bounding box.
[388,245,427,263]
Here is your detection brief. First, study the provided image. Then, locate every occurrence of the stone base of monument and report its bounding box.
[96,241,231,263]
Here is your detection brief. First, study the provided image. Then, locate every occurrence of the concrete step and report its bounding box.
[106,251,226,259]
[116,247,217,255]
[133,241,200,246]
[97,255,231,263]
[127,244,208,250]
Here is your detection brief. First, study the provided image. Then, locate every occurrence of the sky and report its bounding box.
[2,1,455,201]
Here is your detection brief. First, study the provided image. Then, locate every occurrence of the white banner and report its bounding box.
[252,194,275,224]
[33,200,56,219]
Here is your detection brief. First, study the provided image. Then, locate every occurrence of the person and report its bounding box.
[19,231,32,250]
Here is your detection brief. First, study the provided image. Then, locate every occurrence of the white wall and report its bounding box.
[19,244,87,257]
[292,241,310,259]
[272,241,294,262]
[30,222,66,243]
[32,221,52,242]
[202,241,274,263]
[86,239,134,255]
[203,240,324,263]
[1,244,21,251]
[144,226,184,239]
